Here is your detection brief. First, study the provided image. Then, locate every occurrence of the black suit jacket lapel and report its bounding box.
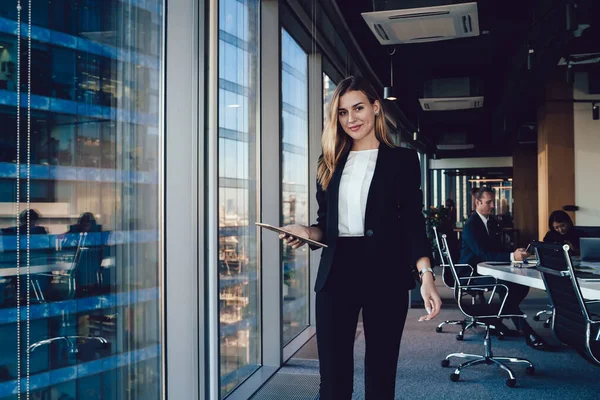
[473,213,496,248]
[364,144,389,231]
[474,213,488,240]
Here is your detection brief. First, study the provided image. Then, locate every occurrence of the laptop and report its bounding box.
[580,237,600,262]
[574,270,600,281]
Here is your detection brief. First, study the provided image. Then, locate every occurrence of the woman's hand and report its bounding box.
[418,275,442,321]
[279,224,311,249]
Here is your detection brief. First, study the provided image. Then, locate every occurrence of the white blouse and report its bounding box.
[338,149,378,236]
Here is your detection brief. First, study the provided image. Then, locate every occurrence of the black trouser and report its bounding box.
[500,281,536,334]
[316,237,409,400]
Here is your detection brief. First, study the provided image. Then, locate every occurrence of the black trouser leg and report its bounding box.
[500,281,535,333]
[493,280,540,337]
[362,289,409,400]
[316,276,362,399]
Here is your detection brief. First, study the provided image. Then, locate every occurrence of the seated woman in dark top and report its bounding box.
[543,210,585,254]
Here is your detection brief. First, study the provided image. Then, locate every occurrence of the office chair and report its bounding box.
[27,232,111,368]
[534,242,600,366]
[432,226,488,340]
[439,234,535,387]
[34,232,102,300]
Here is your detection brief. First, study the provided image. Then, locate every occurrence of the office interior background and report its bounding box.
[0,0,599,399]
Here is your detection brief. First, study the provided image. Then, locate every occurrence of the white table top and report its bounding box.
[477,261,600,300]
[0,262,73,277]
[0,256,115,278]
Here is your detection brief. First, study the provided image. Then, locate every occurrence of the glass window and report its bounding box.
[218,0,260,397]
[323,73,336,126]
[0,1,163,399]
[281,29,309,345]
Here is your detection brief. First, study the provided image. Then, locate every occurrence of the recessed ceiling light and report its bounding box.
[227,104,241,108]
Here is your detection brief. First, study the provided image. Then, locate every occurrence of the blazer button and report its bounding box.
[366,229,374,237]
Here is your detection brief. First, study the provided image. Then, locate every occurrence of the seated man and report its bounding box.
[460,186,548,350]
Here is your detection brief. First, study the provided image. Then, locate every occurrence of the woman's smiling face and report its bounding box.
[337,90,379,143]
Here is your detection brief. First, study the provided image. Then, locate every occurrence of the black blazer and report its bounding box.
[459,212,510,267]
[311,144,431,292]
[543,228,585,252]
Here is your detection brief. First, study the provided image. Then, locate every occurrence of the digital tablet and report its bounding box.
[255,222,327,248]
[483,261,513,266]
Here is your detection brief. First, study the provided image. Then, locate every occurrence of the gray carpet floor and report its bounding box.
[253,283,600,399]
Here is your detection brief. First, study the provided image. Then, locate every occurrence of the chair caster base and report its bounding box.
[436,326,443,333]
[456,334,464,341]
[506,378,516,388]
[441,359,450,367]
[450,372,460,382]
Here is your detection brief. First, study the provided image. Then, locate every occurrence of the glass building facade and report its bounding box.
[0,0,411,398]
[0,0,163,399]
[281,28,309,345]
[217,0,260,396]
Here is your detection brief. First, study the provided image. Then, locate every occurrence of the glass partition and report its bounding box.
[218,0,261,396]
[0,0,164,398]
[281,28,309,345]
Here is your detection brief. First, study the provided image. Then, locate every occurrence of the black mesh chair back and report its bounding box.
[535,241,600,365]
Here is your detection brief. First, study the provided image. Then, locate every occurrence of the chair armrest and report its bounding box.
[459,283,511,316]
[442,263,474,272]
[459,275,499,301]
[452,263,475,274]
[585,300,600,304]
[459,283,508,290]
[458,275,498,283]
[458,264,477,283]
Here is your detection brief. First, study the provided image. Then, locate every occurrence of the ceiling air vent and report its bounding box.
[419,96,484,111]
[361,2,480,45]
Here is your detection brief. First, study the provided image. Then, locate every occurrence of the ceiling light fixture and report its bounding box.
[384,47,397,101]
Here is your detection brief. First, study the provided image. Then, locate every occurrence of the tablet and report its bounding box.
[255,222,327,248]
[483,261,513,266]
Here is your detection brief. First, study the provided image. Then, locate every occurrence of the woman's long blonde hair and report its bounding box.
[317,76,395,189]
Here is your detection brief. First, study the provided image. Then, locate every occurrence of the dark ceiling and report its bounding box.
[331,0,600,158]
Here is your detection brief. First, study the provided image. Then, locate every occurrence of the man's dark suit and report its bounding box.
[460,212,509,267]
[459,212,531,331]
[311,144,431,399]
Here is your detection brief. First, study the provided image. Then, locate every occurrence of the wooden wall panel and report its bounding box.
[513,144,538,246]
[537,78,575,239]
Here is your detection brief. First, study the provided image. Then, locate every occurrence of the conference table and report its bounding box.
[477,261,600,300]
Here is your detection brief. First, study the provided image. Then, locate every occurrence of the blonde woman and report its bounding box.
[280,76,441,399]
